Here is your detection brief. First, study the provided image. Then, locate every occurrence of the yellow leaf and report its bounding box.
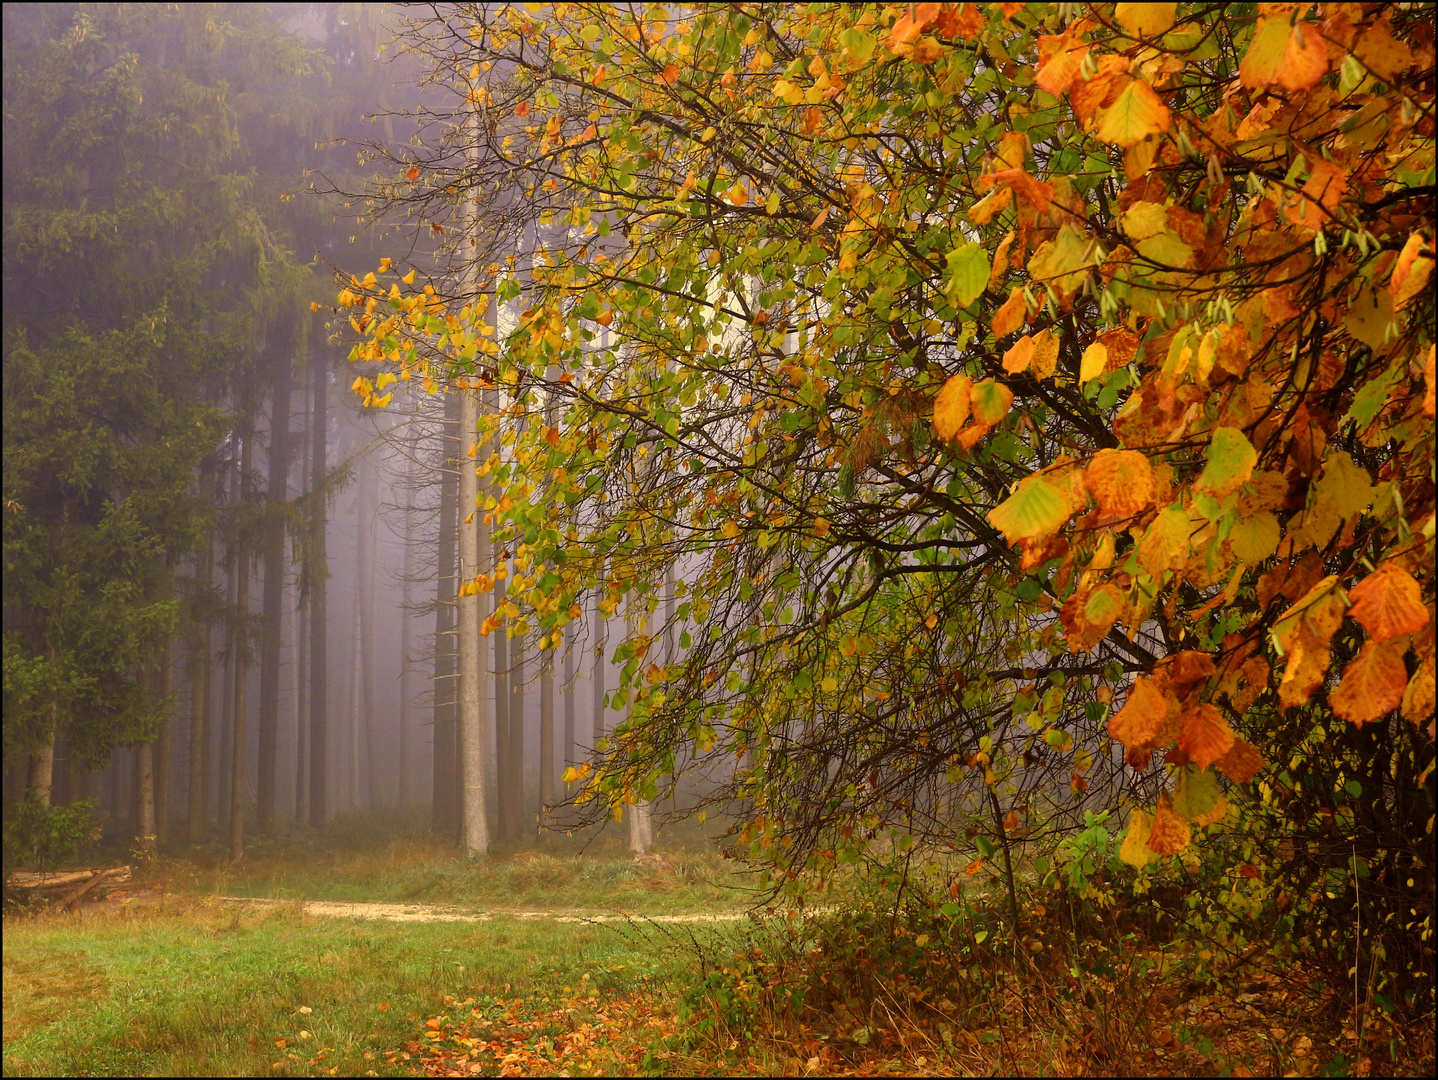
[932,373,972,442]
[721,520,741,539]
[1096,78,1171,147]
[1119,809,1158,866]
[402,268,417,285]
[987,478,1074,545]
[1115,2,1175,38]
[821,675,838,693]
[924,613,938,630]
[1079,342,1109,384]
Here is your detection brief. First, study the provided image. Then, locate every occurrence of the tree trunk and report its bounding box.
[154,643,173,845]
[563,621,575,770]
[398,483,415,808]
[26,735,55,807]
[457,386,489,855]
[627,598,652,856]
[591,577,606,750]
[295,597,309,823]
[307,345,329,827]
[136,742,155,853]
[494,572,510,839]
[218,449,239,832]
[188,455,217,844]
[230,422,254,860]
[538,644,554,841]
[257,332,294,833]
[432,393,460,835]
[509,626,526,838]
[358,455,378,810]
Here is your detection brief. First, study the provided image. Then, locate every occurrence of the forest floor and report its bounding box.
[4,820,1433,1077]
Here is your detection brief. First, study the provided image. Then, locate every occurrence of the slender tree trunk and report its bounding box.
[627,598,653,855]
[26,735,55,808]
[230,423,254,860]
[432,394,460,835]
[494,573,510,839]
[307,346,329,827]
[155,643,173,845]
[563,622,575,770]
[218,454,239,832]
[457,386,489,855]
[539,644,554,841]
[257,334,294,832]
[358,456,378,810]
[295,598,309,823]
[398,484,415,808]
[591,577,606,750]
[189,455,217,844]
[509,627,526,838]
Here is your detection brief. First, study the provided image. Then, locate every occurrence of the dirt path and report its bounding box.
[216,896,759,924]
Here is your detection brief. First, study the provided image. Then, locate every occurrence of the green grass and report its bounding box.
[148,809,764,915]
[3,897,708,1077]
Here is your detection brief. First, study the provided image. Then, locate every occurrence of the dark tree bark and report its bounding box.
[307,348,329,827]
[257,333,294,832]
[230,422,254,860]
[154,643,173,846]
[188,455,217,844]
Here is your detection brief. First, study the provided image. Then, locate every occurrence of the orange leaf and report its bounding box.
[1002,334,1035,375]
[1036,33,1088,96]
[1331,639,1408,727]
[1176,704,1235,769]
[1085,448,1154,518]
[1278,625,1329,710]
[991,287,1027,340]
[981,168,1054,213]
[1108,676,1168,749]
[1147,793,1190,855]
[407,165,420,181]
[1347,564,1429,642]
[1061,581,1125,653]
[1215,736,1264,784]
[660,62,680,84]
[1003,810,1019,831]
[965,858,984,875]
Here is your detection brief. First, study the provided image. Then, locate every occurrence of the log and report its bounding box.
[7,865,131,901]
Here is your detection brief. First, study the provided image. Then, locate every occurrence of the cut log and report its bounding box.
[7,865,132,906]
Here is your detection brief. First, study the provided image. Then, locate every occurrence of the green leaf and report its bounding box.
[944,243,991,306]
[1193,427,1257,499]
[987,478,1074,545]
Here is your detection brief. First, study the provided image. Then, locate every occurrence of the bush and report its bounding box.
[3,797,99,879]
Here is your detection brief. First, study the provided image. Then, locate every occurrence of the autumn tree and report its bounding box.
[344,2,1433,988]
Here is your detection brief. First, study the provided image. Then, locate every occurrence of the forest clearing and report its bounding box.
[4,2,1434,1076]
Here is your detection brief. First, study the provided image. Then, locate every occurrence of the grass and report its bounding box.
[3,896,707,1077]
[149,809,763,915]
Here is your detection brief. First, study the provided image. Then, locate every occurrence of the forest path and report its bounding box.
[216,896,757,924]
